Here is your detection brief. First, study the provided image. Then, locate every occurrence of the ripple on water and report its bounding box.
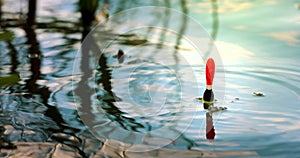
[186,65,300,156]
[86,46,201,150]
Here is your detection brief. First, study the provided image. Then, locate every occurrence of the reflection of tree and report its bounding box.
[204,0,219,59]
[174,0,188,50]
[173,0,188,73]
[1,0,80,34]
[22,1,86,155]
[210,0,219,44]
[7,42,18,73]
[79,0,99,38]
[0,0,18,74]
[3,0,104,155]
[24,0,64,127]
[74,0,99,133]
[0,125,16,149]
[0,0,2,27]
[0,0,105,155]
[74,0,148,132]
[156,0,170,49]
[94,47,147,131]
[96,42,146,131]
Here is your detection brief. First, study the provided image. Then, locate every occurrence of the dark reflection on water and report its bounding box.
[23,1,67,134]
[1,0,102,157]
[95,53,148,132]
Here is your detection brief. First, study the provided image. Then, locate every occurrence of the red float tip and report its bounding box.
[206,58,215,86]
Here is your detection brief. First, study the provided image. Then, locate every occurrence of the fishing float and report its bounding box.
[203,58,215,109]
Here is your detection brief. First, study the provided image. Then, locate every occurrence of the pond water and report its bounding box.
[0,0,300,157]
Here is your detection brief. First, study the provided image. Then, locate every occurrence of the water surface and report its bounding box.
[0,0,300,157]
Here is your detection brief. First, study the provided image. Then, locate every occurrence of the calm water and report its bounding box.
[1,0,300,157]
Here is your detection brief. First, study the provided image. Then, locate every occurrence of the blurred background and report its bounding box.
[0,0,300,157]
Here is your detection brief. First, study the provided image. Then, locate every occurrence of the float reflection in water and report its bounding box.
[206,112,216,140]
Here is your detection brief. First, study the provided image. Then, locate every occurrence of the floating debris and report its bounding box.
[196,97,202,101]
[0,73,21,88]
[230,97,240,103]
[208,106,227,112]
[253,92,264,97]
[117,49,125,63]
[0,30,15,42]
